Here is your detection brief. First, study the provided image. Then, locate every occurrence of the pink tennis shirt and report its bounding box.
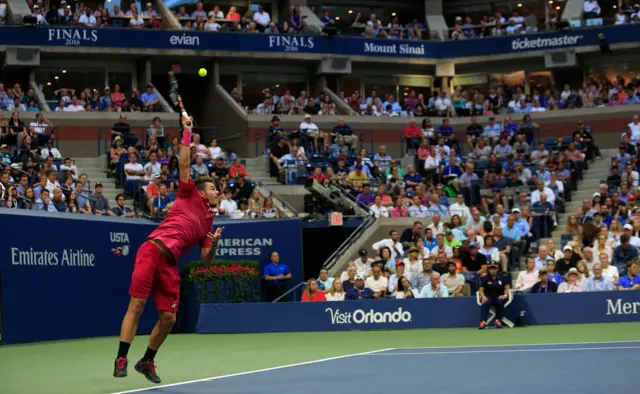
[147,179,216,261]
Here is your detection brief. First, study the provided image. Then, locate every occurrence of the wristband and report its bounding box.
[181,129,193,146]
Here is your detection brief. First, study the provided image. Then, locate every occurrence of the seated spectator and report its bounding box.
[36,189,56,212]
[113,193,135,217]
[345,275,375,300]
[441,261,465,296]
[140,84,160,112]
[530,268,558,293]
[151,184,174,215]
[583,263,615,291]
[301,279,327,302]
[557,268,583,293]
[325,280,345,301]
[583,0,601,19]
[515,258,539,292]
[418,272,448,298]
[91,182,114,216]
[617,261,640,290]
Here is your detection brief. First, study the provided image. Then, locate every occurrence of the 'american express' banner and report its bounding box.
[1,24,639,58]
[0,210,303,344]
[197,291,640,334]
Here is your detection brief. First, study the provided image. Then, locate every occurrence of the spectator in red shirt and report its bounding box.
[226,6,241,20]
[391,198,409,217]
[309,167,326,183]
[348,92,361,114]
[229,158,248,178]
[301,278,327,302]
[404,118,422,153]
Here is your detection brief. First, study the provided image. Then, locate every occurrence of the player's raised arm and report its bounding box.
[178,101,193,184]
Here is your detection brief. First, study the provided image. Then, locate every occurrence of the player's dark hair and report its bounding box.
[195,175,214,192]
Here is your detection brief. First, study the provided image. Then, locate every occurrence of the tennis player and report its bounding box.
[113,113,223,383]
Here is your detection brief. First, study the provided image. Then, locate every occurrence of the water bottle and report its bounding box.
[517,310,527,327]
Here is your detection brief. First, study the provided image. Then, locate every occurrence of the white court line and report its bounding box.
[109,348,395,394]
[366,345,640,356]
[392,340,640,351]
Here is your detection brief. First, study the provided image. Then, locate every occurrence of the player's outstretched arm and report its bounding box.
[179,110,193,184]
[201,227,224,264]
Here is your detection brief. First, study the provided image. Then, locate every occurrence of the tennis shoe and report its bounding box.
[135,360,161,384]
[495,320,503,328]
[113,357,128,378]
[478,321,486,330]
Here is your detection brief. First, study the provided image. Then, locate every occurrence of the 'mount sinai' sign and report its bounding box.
[364,42,426,55]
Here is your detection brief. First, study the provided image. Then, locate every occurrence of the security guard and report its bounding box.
[478,261,511,329]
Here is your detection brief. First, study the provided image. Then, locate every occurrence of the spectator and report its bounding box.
[91,182,114,216]
[583,0,601,19]
[140,84,160,112]
[530,268,558,293]
[263,251,292,302]
[583,263,615,291]
[373,230,403,260]
[345,275,375,300]
[419,272,449,298]
[51,187,66,212]
[151,184,174,215]
[113,193,135,217]
[395,275,419,299]
[441,261,465,296]
[364,265,388,299]
[301,278,326,302]
[515,258,539,292]
[612,234,638,271]
[218,188,237,215]
[617,261,640,290]
[325,280,345,301]
[36,189,56,212]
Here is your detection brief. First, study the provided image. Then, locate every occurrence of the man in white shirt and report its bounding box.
[372,230,404,259]
[430,234,453,259]
[219,188,238,215]
[40,140,62,160]
[143,151,161,176]
[530,142,549,164]
[253,5,271,28]
[45,170,61,195]
[441,261,465,296]
[64,97,85,112]
[299,114,321,152]
[79,9,97,26]
[583,0,601,18]
[33,5,48,24]
[534,245,551,269]
[369,195,389,218]
[30,112,53,136]
[388,261,413,297]
[530,180,555,205]
[123,154,144,181]
[59,157,78,180]
[515,258,540,292]
[619,224,640,248]
[427,214,445,235]
[622,164,639,188]
[449,194,472,223]
[364,265,388,298]
[628,115,640,145]
[129,12,145,28]
[352,249,374,279]
[434,91,451,117]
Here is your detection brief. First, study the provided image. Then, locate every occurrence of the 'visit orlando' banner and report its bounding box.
[1,24,639,58]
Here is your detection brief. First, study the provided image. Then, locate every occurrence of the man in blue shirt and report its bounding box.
[617,261,640,290]
[264,251,292,302]
[437,118,458,150]
[613,235,638,271]
[345,275,375,300]
[403,164,422,190]
[152,185,174,215]
[140,84,160,112]
[583,263,615,291]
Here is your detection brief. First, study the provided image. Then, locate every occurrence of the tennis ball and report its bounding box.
[198,68,207,77]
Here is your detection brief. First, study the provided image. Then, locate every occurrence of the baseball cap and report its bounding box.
[95,182,103,188]
[563,245,573,252]
[469,242,478,248]
[538,268,548,276]
[593,192,601,198]
[354,274,364,280]
[304,114,311,119]
[395,260,405,267]
[488,116,495,120]
[445,229,452,236]
[152,173,161,179]
[271,115,280,122]
[358,248,368,256]
[0,144,7,149]
[487,261,499,268]
[512,208,521,213]
[624,224,633,230]
[146,83,154,89]
[446,260,456,266]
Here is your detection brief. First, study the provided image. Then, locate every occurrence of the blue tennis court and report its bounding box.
[111,341,640,394]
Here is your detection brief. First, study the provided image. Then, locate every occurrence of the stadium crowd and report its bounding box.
[48,83,162,113]
[110,118,281,220]
[293,112,640,327]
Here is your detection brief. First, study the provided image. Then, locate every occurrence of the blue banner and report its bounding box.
[0,210,302,344]
[1,24,639,58]
[197,291,640,333]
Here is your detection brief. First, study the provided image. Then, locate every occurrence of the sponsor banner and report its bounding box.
[0,24,638,58]
[0,210,302,344]
[197,291,640,334]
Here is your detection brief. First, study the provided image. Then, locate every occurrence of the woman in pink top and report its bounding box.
[390,199,408,217]
[226,6,241,20]
[110,84,125,109]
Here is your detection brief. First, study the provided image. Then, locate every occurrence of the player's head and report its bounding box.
[195,175,218,204]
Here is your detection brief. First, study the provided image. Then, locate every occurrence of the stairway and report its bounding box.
[549,149,616,249]
[73,156,135,211]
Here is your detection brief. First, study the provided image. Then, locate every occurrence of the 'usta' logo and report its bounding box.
[326,307,412,324]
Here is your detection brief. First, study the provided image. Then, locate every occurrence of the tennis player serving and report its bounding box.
[113,102,223,383]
